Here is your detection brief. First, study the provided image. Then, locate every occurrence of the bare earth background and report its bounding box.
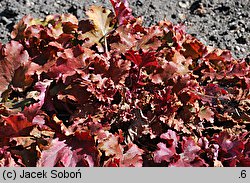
[0,0,249,60]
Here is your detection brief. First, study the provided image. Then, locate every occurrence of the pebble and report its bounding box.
[42,10,49,15]
[226,45,232,50]
[235,45,241,51]
[219,44,226,50]
[178,13,186,20]
[236,30,242,37]
[179,1,189,8]
[247,22,250,28]
[241,48,246,52]
[238,20,245,26]
[229,22,238,30]
[224,35,231,41]
[54,2,59,7]
[1,16,11,24]
[136,0,143,6]
[240,27,245,33]
[24,0,31,6]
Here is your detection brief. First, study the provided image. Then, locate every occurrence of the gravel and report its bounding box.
[0,0,249,59]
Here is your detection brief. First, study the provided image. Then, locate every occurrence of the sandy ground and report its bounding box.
[0,0,249,59]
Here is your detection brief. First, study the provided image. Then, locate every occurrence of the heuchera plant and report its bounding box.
[0,0,249,167]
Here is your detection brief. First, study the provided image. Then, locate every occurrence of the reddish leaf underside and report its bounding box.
[0,0,249,167]
[0,41,29,96]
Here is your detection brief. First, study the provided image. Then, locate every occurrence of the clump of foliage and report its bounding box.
[0,0,249,167]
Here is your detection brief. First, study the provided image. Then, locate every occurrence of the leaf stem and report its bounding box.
[104,35,110,58]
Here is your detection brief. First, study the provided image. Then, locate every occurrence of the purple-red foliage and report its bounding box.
[0,0,249,167]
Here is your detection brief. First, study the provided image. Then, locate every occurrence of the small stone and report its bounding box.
[226,45,232,50]
[238,20,245,26]
[136,0,143,6]
[149,4,155,10]
[190,1,206,15]
[24,0,31,6]
[179,1,190,8]
[54,2,59,7]
[43,11,49,15]
[235,46,241,51]
[240,27,245,32]
[1,16,11,25]
[236,30,242,37]
[224,35,231,41]
[241,48,246,52]
[229,22,238,30]
[178,13,186,20]
[246,23,250,32]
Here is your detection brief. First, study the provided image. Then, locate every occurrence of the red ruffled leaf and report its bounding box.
[0,148,20,167]
[0,41,29,96]
[153,142,175,163]
[153,130,178,163]
[0,114,33,138]
[98,133,143,167]
[212,131,245,159]
[110,0,133,25]
[120,143,144,167]
[37,138,94,167]
[181,136,201,161]
[125,50,158,69]
[198,106,214,123]
[0,1,249,167]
